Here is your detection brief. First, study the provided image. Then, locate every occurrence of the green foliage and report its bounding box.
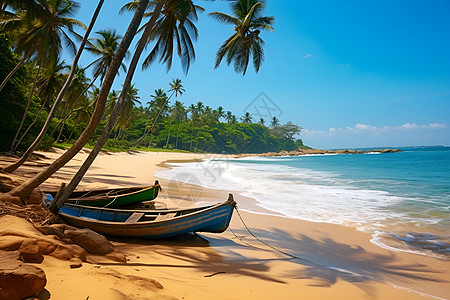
[0,31,31,151]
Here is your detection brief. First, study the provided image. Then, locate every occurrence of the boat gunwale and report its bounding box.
[44,194,236,227]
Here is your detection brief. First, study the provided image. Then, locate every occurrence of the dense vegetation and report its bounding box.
[0,0,305,202]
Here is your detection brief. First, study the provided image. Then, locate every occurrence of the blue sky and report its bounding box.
[70,0,450,149]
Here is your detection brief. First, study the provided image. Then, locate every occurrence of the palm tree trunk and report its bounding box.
[13,96,49,152]
[50,0,164,212]
[0,56,27,93]
[50,72,100,137]
[4,0,140,202]
[2,0,104,174]
[165,116,173,149]
[9,64,42,152]
[175,118,182,149]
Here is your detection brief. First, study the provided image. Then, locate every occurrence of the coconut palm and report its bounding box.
[7,0,143,201]
[164,78,184,147]
[86,29,128,83]
[115,83,141,134]
[121,0,203,73]
[12,59,69,151]
[241,112,252,124]
[258,117,265,125]
[172,100,186,149]
[209,0,274,75]
[270,116,279,127]
[0,0,86,92]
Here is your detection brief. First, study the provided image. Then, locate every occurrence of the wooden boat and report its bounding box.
[43,193,236,239]
[46,181,160,208]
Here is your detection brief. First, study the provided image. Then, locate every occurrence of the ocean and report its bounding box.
[156,146,450,258]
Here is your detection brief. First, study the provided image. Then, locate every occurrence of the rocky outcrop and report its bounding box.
[0,215,120,263]
[0,251,47,300]
[233,148,402,158]
[65,228,114,255]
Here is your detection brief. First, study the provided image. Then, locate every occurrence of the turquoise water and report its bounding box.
[157,146,450,258]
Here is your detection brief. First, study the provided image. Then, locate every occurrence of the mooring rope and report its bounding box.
[232,206,304,260]
[231,206,352,273]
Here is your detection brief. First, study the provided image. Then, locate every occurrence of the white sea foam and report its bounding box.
[156,157,449,258]
[156,159,407,231]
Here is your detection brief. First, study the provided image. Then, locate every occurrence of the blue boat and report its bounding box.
[44,194,236,239]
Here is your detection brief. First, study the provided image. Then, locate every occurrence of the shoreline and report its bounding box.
[1,149,449,299]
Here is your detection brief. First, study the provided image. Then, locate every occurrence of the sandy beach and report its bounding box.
[1,149,449,300]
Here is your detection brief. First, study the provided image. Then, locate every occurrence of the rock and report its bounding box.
[0,251,47,300]
[34,225,65,239]
[68,244,87,261]
[18,238,43,263]
[69,258,82,269]
[65,228,114,255]
[49,244,75,261]
[105,251,126,263]
[0,236,25,251]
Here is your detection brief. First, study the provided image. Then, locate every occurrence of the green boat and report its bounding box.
[46,181,161,208]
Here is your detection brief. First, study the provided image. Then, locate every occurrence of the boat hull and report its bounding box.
[46,194,236,239]
[47,182,160,208]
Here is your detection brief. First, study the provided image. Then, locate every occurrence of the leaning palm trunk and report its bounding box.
[50,0,164,213]
[13,96,49,152]
[51,73,100,139]
[0,56,27,93]
[4,0,141,202]
[2,1,105,174]
[9,64,42,152]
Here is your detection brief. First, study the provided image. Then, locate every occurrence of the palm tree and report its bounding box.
[145,88,169,147]
[13,59,69,151]
[225,111,234,123]
[0,0,86,92]
[50,0,167,210]
[86,29,128,83]
[215,105,225,122]
[168,78,185,97]
[241,112,252,124]
[209,0,274,75]
[270,116,279,127]
[164,78,184,148]
[7,0,144,202]
[172,100,186,149]
[121,0,203,73]
[258,117,265,126]
[114,83,141,135]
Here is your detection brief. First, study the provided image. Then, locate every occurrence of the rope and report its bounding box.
[231,206,347,273]
[232,206,304,260]
[102,195,118,208]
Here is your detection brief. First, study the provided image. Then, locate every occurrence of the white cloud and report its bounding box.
[303,123,447,136]
[304,53,312,58]
[301,123,448,148]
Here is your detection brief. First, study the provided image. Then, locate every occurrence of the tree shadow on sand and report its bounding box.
[101,234,290,284]
[229,227,448,297]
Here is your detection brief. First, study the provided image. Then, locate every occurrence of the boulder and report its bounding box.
[105,251,127,263]
[0,251,46,300]
[69,258,83,269]
[18,238,44,263]
[49,244,75,261]
[64,228,114,255]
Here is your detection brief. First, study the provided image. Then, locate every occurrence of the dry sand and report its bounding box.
[2,149,449,300]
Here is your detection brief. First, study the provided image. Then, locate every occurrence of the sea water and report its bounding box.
[156,146,450,258]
